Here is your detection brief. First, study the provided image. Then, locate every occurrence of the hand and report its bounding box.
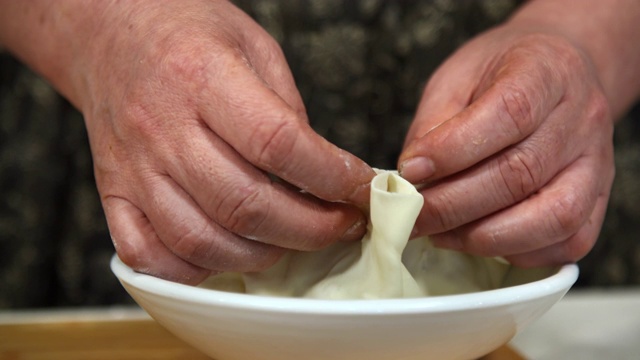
[399,25,614,267]
[76,0,373,283]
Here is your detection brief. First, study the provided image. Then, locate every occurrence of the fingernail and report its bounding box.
[340,218,367,242]
[430,233,463,250]
[399,157,435,183]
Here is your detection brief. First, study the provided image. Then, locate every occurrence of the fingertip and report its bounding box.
[246,247,287,272]
[339,215,368,242]
[399,156,436,184]
[429,233,464,251]
[156,267,213,286]
[409,225,421,240]
[345,178,373,209]
[502,253,559,269]
[338,151,376,207]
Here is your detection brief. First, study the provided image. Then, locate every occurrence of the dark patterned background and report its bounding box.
[1,0,638,308]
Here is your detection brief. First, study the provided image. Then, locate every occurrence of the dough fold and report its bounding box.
[203,171,509,299]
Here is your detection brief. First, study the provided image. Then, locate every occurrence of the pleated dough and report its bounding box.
[202,171,509,299]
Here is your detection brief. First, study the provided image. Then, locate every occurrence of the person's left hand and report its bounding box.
[398,24,615,267]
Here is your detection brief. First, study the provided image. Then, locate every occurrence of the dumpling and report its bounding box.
[202,171,510,299]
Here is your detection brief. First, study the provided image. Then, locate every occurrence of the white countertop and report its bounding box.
[510,288,640,359]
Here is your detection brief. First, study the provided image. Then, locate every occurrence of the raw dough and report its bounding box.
[201,171,509,299]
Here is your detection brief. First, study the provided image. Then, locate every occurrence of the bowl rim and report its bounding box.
[111,254,578,315]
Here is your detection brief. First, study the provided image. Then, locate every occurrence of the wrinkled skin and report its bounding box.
[79,0,374,284]
[399,25,615,267]
[3,0,637,284]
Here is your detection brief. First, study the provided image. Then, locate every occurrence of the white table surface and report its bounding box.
[510,288,640,359]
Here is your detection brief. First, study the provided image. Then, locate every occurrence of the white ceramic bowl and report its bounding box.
[111,254,578,360]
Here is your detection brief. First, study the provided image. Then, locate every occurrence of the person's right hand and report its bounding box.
[74,0,374,284]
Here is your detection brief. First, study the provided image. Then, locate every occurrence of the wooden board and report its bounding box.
[0,319,524,360]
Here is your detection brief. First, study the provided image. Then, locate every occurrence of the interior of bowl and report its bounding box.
[110,254,579,314]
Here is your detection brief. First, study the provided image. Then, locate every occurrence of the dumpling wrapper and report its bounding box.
[202,171,510,299]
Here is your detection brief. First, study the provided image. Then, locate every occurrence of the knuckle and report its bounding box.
[494,147,543,202]
[586,91,612,127]
[252,34,286,61]
[219,183,270,237]
[249,116,299,174]
[170,221,284,272]
[158,41,210,87]
[120,102,163,139]
[421,192,460,233]
[118,102,186,151]
[548,191,587,237]
[120,52,212,139]
[170,223,215,262]
[497,82,535,138]
[243,248,285,272]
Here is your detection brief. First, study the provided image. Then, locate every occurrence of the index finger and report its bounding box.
[399,60,565,184]
[198,52,375,206]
